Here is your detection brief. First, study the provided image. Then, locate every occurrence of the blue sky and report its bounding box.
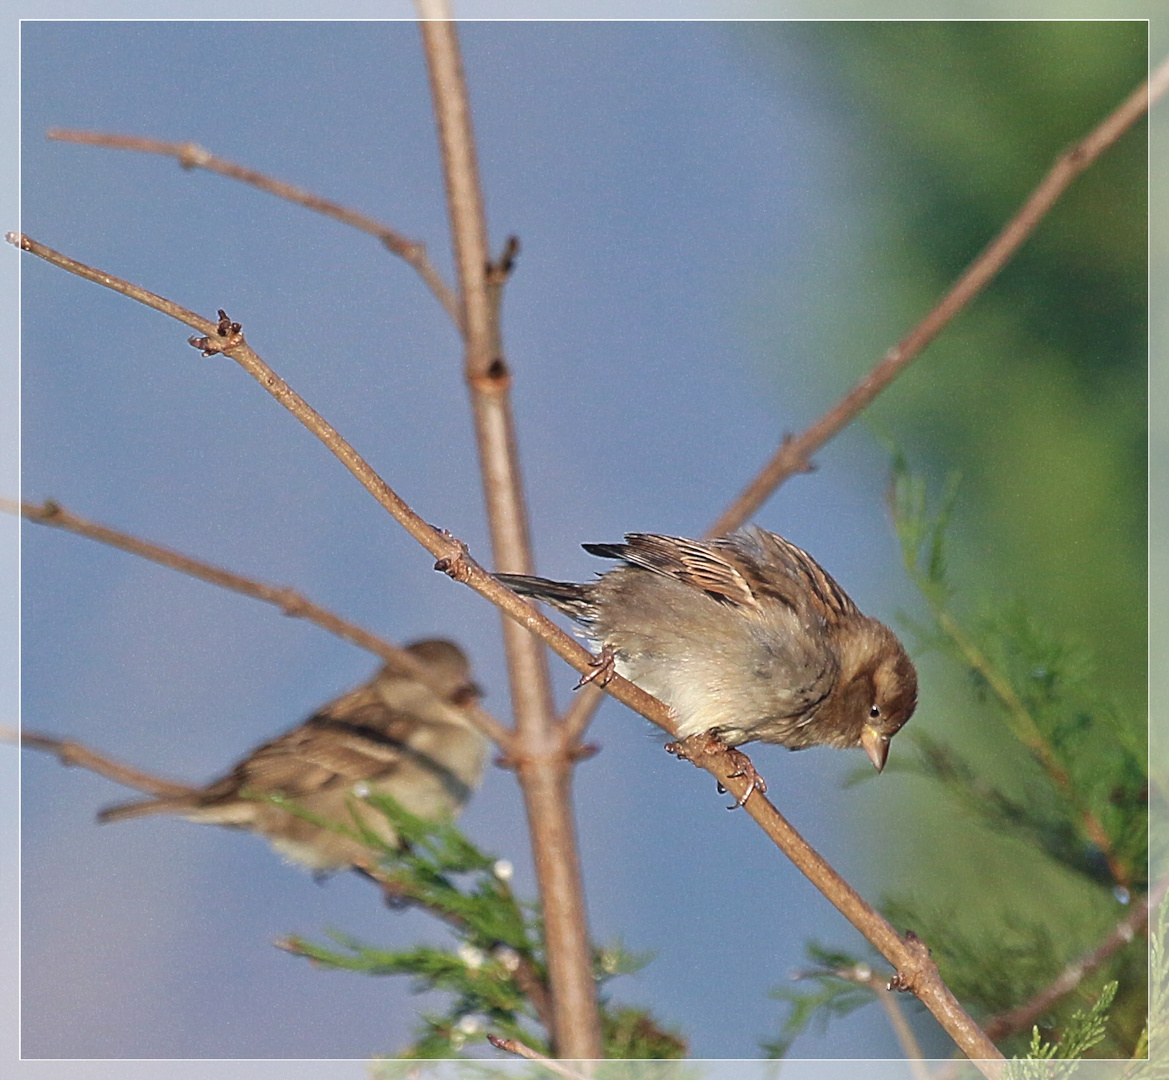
[6,7,1169,1078]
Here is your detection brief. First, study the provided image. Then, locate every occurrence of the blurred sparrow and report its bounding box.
[498,529,917,795]
[99,639,487,872]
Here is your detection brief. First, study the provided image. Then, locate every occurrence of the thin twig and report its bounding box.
[8,235,598,691]
[486,1033,594,1080]
[982,877,1166,1042]
[875,990,930,1080]
[803,961,929,1077]
[12,232,1001,1069]
[416,10,601,1059]
[6,496,512,750]
[46,128,462,329]
[2,725,197,797]
[708,55,1168,537]
[558,684,604,751]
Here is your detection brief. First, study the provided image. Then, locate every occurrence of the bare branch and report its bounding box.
[45,128,461,329]
[13,232,1001,1067]
[982,876,1166,1042]
[486,1033,593,1080]
[8,234,598,695]
[7,496,513,751]
[417,11,601,1059]
[709,57,1167,537]
[558,684,605,752]
[3,725,197,798]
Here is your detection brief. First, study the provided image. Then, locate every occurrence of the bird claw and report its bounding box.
[665,732,767,809]
[575,645,616,690]
[724,747,767,809]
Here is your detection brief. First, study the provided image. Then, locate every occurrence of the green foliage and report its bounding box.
[889,451,962,608]
[278,792,683,1059]
[757,20,1147,718]
[890,453,1146,893]
[1005,982,1117,1080]
[769,460,1147,1058]
[761,944,886,1058]
[879,899,1062,1021]
[601,1006,687,1060]
[888,460,1145,1054]
[905,730,1115,889]
[1119,897,1169,1080]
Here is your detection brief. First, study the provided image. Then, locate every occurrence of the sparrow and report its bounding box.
[98,639,487,873]
[498,528,917,785]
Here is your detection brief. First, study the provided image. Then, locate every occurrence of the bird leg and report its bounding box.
[664,731,767,809]
[574,644,616,689]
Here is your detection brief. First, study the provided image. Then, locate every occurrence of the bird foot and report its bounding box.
[575,645,616,689]
[664,732,767,809]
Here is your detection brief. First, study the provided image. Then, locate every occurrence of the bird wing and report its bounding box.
[200,683,414,802]
[717,528,860,622]
[584,534,763,611]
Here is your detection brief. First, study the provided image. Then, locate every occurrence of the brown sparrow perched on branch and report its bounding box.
[498,529,917,783]
[98,640,487,872]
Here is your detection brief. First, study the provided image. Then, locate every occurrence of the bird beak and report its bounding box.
[450,682,483,706]
[861,726,890,772]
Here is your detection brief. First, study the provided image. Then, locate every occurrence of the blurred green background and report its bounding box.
[744,22,1148,1056]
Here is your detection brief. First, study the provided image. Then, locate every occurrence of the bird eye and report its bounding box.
[869,705,881,719]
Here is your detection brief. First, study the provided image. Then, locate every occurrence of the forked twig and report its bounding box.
[5,720,553,1033]
[559,55,1169,751]
[796,960,930,1078]
[3,725,196,798]
[46,128,461,329]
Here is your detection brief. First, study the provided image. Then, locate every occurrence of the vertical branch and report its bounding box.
[415,7,603,1058]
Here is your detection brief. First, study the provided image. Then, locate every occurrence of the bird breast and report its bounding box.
[593,569,838,745]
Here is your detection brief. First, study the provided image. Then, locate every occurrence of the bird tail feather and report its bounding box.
[495,573,593,621]
[98,796,197,824]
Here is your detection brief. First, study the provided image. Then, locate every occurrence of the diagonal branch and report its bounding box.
[982,876,1166,1042]
[46,128,462,329]
[7,495,512,750]
[3,725,197,798]
[12,231,1002,1069]
[9,233,597,688]
[416,9,600,1059]
[708,54,1168,538]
